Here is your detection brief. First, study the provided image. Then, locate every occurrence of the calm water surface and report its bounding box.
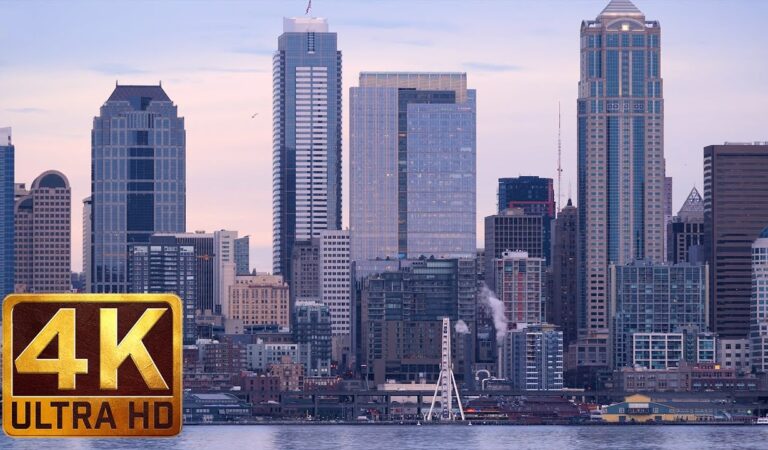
[1,425,767,449]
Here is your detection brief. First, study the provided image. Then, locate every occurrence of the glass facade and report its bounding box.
[610,261,709,369]
[0,128,13,301]
[272,18,342,284]
[498,177,555,263]
[750,230,768,373]
[90,85,186,293]
[350,73,476,274]
[578,2,665,337]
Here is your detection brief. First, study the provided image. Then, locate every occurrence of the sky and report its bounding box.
[1,0,767,273]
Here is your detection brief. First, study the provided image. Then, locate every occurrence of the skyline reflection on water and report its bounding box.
[1,425,767,450]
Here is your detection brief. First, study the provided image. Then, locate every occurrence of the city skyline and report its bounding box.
[2,0,767,273]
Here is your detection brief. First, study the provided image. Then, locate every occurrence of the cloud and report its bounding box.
[89,63,148,75]
[5,107,46,114]
[462,62,523,73]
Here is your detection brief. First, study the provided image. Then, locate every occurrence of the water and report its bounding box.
[1,425,767,449]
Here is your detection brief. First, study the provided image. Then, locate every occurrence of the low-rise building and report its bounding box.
[228,274,290,331]
[269,356,305,392]
[182,392,252,424]
[246,339,311,372]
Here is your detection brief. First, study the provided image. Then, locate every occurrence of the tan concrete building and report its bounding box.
[14,170,71,293]
[228,274,290,330]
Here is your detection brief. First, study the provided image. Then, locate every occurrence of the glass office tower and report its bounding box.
[90,84,186,293]
[272,17,342,284]
[350,73,476,274]
[0,127,14,300]
[577,0,665,337]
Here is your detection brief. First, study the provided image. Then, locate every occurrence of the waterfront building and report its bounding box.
[610,261,709,369]
[90,84,185,293]
[704,143,768,339]
[269,355,305,392]
[493,251,545,326]
[616,363,759,393]
[499,323,564,391]
[235,235,250,276]
[294,301,332,376]
[576,0,666,369]
[551,199,578,347]
[349,72,476,277]
[0,127,14,300]
[667,187,704,264]
[128,236,197,344]
[14,171,71,293]
[182,392,251,424]
[360,258,476,385]
[497,176,555,263]
[484,208,543,292]
[228,274,290,331]
[717,338,751,374]
[750,228,768,373]
[273,17,343,284]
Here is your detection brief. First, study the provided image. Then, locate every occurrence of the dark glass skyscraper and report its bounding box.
[90,84,186,293]
[0,127,14,300]
[704,143,768,338]
[273,18,342,284]
[497,176,555,264]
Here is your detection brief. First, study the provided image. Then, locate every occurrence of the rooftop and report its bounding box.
[599,0,644,18]
[283,17,329,33]
[107,85,170,103]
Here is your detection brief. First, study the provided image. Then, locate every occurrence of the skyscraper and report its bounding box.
[350,72,476,275]
[577,0,665,338]
[214,230,238,315]
[551,199,578,347]
[82,196,92,292]
[484,208,543,292]
[273,17,342,283]
[151,231,214,314]
[0,127,14,300]
[14,171,71,293]
[90,84,186,293]
[493,251,545,326]
[704,143,768,339]
[497,176,555,263]
[667,187,704,264]
[750,228,768,373]
[234,235,250,276]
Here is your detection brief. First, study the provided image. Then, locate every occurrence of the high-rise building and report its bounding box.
[319,229,350,336]
[350,72,476,276]
[663,176,673,261]
[484,208,543,292]
[273,17,342,283]
[14,171,71,293]
[234,235,250,276]
[610,261,709,369]
[750,228,768,373]
[214,230,238,316]
[499,323,564,391]
[227,274,290,331]
[577,1,665,362]
[497,176,555,263]
[290,238,320,304]
[552,199,578,347]
[129,237,197,344]
[152,232,214,314]
[0,127,13,301]
[704,143,768,339]
[360,258,476,384]
[667,187,704,264]
[82,196,92,292]
[90,84,186,293]
[294,301,332,376]
[493,251,545,326]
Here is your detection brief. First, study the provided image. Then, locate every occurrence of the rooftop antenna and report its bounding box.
[305,0,312,15]
[557,101,563,212]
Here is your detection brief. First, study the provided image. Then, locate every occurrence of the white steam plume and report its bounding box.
[454,319,470,334]
[480,284,508,343]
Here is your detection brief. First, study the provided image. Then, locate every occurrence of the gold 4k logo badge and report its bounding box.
[2,294,182,437]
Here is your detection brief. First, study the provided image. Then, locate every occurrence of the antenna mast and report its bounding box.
[557,102,563,212]
[305,0,312,15]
